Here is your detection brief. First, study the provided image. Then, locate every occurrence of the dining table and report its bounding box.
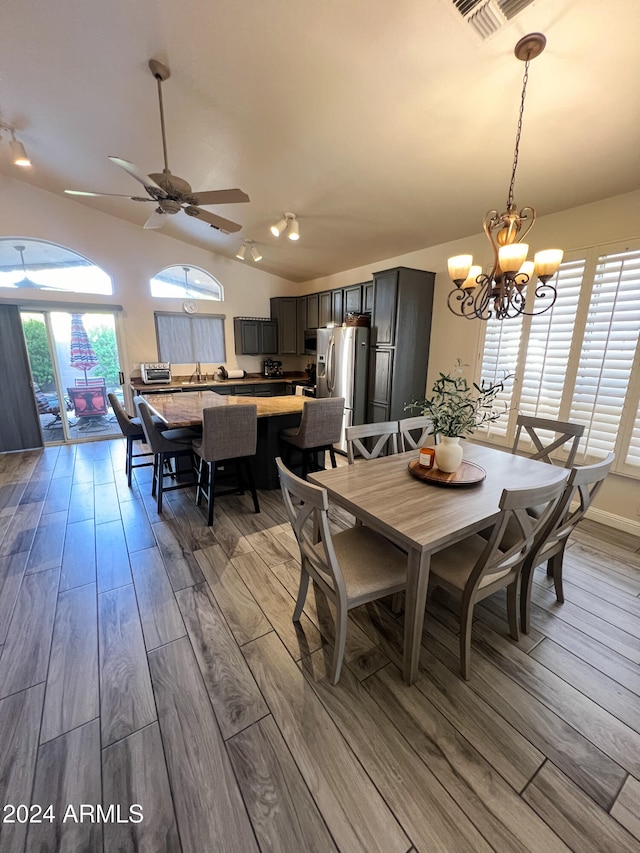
[308,441,568,685]
[143,390,307,489]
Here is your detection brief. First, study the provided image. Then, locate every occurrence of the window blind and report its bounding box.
[155,313,226,364]
[626,398,640,468]
[479,310,523,439]
[569,249,640,458]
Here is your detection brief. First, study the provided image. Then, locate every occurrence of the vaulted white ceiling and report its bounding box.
[1,0,639,282]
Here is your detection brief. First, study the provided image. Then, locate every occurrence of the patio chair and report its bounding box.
[33,383,62,427]
[67,386,109,432]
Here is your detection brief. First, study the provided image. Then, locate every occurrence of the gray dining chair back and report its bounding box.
[280,397,345,479]
[193,405,259,525]
[276,456,408,684]
[429,473,568,679]
[345,421,398,463]
[108,392,153,487]
[397,416,436,452]
[512,415,584,468]
[520,452,615,633]
[134,396,197,513]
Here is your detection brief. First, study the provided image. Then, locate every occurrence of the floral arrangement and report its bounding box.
[406,360,509,438]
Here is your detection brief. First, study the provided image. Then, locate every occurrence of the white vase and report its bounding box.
[435,436,463,473]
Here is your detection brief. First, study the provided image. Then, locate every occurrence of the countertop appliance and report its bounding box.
[263,358,283,377]
[218,366,246,380]
[140,362,171,384]
[316,326,369,452]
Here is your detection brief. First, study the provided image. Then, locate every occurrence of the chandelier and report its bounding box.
[447,33,563,321]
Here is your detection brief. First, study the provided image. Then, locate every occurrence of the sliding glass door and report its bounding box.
[21,309,124,444]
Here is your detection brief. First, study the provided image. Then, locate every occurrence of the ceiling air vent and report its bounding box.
[452,0,536,39]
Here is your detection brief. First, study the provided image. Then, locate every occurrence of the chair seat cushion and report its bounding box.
[315,525,407,605]
[161,427,199,446]
[430,534,512,591]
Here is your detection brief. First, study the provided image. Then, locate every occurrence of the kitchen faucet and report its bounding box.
[190,361,203,382]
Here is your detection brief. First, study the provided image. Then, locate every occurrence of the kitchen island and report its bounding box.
[144,390,306,489]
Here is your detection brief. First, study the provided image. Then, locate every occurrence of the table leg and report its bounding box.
[403,549,431,685]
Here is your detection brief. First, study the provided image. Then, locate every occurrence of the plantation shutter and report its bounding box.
[569,249,640,458]
[625,400,640,468]
[479,312,523,439]
[518,260,585,421]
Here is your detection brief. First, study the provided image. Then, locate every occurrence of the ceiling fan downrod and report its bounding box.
[149,59,171,175]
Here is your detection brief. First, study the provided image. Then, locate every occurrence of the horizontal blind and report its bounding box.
[519,260,585,422]
[479,312,522,439]
[570,249,640,458]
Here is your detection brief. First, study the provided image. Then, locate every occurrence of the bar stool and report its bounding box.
[134,397,198,513]
[192,404,259,526]
[108,393,154,487]
[280,397,345,479]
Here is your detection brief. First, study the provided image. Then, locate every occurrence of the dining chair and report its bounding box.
[108,392,154,487]
[428,475,568,680]
[280,397,344,480]
[134,397,198,513]
[397,416,437,452]
[520,452,615,633]
[276,456,408,684]
[512,414,584,468]
[192,404,259,526]
[345,421,398,463]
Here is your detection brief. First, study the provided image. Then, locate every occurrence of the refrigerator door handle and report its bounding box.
[327,336,335,393]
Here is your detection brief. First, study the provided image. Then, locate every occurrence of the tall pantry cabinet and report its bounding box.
[368,266,435,423]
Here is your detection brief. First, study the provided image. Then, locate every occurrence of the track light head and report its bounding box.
[0,123,32,167]
[270,212,299,240]
[235,244,246,261]
[249,244,262,262]
[270,216,288,237]
[287,215,300,241]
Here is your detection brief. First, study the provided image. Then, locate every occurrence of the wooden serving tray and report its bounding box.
[408,458,486,487]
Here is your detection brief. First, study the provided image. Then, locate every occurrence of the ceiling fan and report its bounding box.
[65,59,249,234]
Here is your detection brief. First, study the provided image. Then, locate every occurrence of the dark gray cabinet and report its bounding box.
[363,281,374,313]
[296,296,307,355]
[234,318,278,355]
[332,289,343,325]
[343,284,363,316]
[319,291,332,327]
[368,267,435,423]
[270,298,298,355]
[306,293,319,329]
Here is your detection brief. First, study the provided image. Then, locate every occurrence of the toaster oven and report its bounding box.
[140,362,172,384]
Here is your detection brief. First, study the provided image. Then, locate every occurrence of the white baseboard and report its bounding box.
[584,505,640,538]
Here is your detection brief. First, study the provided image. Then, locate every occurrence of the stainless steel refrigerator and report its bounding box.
[316,326,369,452]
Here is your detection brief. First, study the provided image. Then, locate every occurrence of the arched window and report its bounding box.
[150,265,223,300]
[0,238,112,295]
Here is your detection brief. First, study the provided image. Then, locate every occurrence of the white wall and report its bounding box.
[300,189,640,532]
[0,174,296,378]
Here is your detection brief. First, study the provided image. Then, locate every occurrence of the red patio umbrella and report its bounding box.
[69,313,99,383]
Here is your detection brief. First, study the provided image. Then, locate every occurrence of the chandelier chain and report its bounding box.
[507,58,530,210]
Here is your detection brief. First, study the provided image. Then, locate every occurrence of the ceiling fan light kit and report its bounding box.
[65,58,250,236]
[270,212,299,240]
[447,33,563,321]
[0,122,32,167]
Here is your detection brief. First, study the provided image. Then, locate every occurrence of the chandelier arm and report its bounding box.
[482,210,501,279]
[516,206,536,244]
[519,281,559,316]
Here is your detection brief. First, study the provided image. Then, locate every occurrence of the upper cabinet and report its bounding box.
[234,318,278,355]
[343,284,363,316]
[306,293,319,329]
[319,291,332,327]
[270,297,298,355]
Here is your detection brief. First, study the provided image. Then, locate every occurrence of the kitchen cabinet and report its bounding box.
[363,281,374,313]
[296,296,307,355]
[343,284,363,316]
[319,291,332,327]
[332,289,343,325]
[234,318,278,355]
[306,293,319,329]
[368,266,435,424]
[270,297,298,355]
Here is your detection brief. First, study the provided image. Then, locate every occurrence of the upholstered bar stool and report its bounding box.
[192,404,259,526]
[280,397,345,480]
[134,397,198,513]
[108,392,155,487]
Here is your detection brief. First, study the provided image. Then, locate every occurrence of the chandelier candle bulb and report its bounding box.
[448,255,473,285]
[498,243,529,272]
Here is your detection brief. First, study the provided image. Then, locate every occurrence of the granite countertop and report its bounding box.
[145,390,306,427]
[130,372,308,392]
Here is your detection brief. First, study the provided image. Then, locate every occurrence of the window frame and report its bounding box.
[476,238,640,479]
[150,265,224,301]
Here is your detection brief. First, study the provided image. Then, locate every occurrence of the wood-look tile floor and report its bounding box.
[0,440,639,852]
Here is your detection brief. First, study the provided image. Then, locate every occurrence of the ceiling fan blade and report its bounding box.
[183,206,242,234]
[108,157,166,194]
[65,190,155,200]
[190,189,250,206]
[144,209,166,230]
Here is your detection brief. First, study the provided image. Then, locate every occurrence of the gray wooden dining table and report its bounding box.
[308,441,567,684]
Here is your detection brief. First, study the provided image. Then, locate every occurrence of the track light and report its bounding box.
[0,122,31,167]
[236,240,262,263]
[270,212,300,241]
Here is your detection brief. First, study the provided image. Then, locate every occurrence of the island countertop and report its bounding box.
[145,390,306,428]
[130,372,308,394]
